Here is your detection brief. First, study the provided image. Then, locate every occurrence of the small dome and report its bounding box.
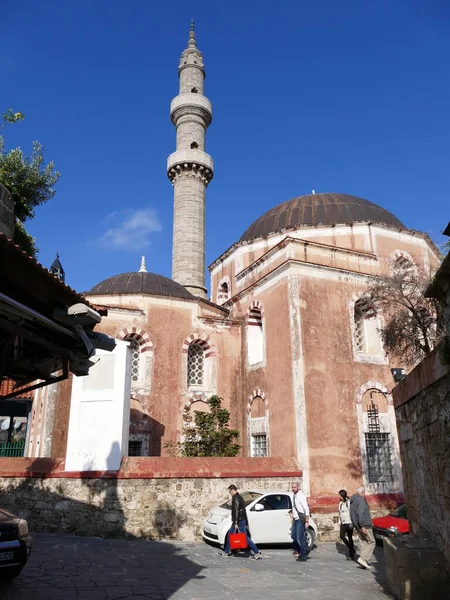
[89,271,194,300]
[239,193,404,242]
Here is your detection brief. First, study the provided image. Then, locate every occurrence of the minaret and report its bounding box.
[50,253,65,283]
[167,20,213,298]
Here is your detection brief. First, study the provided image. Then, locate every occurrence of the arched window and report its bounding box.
[118,328,154,392]
[389,251,417,279]
[364,392,393,484]
[394,256,413,271]
[187,343,204,386]
[354,298,378,354]
[190,141,199,149]
[217,280,230,303]
[248,392,269,457]
[356,384,402,493]
[128,338,141,382]
[247,306,264,366]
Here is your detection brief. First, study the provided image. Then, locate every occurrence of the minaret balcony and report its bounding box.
[167,149,214,181]
[170,93,212,126]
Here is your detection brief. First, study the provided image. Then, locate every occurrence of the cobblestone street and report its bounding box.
[0,533,394,600]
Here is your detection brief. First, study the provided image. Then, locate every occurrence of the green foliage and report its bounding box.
[14,219,38,257]
[165,396,240,457]
[0,124,60,256]
[1,109,24,131]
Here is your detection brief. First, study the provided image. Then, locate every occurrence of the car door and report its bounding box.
[247,493,292,544]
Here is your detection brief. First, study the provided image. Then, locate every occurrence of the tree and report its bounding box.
[0,109,60,257]
[366,262,444,366]
[167,396,240,457]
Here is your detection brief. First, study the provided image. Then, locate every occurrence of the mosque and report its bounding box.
[28,23,440,505]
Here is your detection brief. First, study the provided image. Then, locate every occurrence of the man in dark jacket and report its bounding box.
[350,486,376,569]
[218,485,262,559]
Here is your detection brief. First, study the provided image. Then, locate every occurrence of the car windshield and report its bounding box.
[220,491,262,510]
[391,504,407,519]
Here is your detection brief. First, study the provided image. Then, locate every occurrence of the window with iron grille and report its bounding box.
[365,433,394,483]
[128,338,140,382]
[252,434,267,457]
[187,343,204,385]
[128,440,143,456]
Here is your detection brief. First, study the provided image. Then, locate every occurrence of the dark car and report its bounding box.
[0,508,32,581]
[372,504,409,543]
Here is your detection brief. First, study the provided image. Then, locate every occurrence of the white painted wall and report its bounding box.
[65,339,131,471]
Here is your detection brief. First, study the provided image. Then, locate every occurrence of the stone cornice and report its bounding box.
[223,258,379,308]
[235,236,377,282]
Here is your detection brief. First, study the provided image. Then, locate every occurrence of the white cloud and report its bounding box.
[99,208,162,250]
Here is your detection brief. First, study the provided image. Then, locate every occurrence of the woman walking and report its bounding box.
[338,489,355,560]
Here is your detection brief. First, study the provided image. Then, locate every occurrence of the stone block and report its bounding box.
[384,536,449,600]
[103,512,120,523]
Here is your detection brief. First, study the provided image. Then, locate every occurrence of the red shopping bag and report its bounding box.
[229,532,248,550]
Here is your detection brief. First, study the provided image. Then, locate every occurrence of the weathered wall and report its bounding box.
[38,294,243,459]
[0,475,297,540]
[300,273,396,497]
[393,350,450,570]
[0,456,400,542]
[0,457,299,541]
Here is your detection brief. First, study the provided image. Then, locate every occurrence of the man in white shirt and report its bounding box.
[292,482,311,561]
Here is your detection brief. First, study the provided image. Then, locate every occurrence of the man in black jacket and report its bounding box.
[350,486,376,569]
[218,485,262,559]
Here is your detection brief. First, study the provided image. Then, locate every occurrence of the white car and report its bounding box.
[202,489,318,551]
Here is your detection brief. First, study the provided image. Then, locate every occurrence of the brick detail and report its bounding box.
[117,328,154,355]
[247,300,264,317]
[356,381,393,405]
[182,333,216,357]
[247,301,263,326]
[247,389,269,414]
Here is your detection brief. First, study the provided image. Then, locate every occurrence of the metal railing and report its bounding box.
[0,441,25,457]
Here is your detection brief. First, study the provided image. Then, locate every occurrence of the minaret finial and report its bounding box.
[139,256,147,273]
[188,18,196,47]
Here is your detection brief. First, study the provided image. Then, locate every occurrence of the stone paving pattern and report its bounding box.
[0,534,394,600]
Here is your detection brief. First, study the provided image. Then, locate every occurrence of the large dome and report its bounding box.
[89,271,194,300]
[239,193,404,242]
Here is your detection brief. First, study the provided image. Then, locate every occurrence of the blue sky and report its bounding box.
[3,0,449,293]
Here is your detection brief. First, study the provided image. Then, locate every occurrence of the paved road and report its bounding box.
[0,534,393,600]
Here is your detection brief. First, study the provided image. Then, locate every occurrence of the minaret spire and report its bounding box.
[188,18,196,48]
[167,22,213,298]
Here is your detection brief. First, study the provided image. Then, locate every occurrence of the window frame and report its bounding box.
[187,342,205,387]
[251,433,268,457]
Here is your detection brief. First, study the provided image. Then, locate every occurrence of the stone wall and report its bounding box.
[0,457,402,542]
[0,474,293,541]
[393,350,450,571]
[0,182,14,237]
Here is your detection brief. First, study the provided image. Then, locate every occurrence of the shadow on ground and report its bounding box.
[0,534,205,600]
[335,538,394,598]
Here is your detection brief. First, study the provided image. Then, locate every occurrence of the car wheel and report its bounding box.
[0,566,24,581]
[305,527,315,551]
